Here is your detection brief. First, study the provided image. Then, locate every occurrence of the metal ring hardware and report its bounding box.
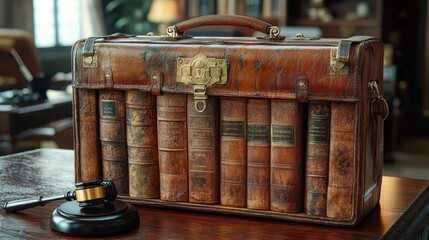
[369,80,389,121]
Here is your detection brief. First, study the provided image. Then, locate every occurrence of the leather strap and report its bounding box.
[337,36,375,63]
[83,33,135,56]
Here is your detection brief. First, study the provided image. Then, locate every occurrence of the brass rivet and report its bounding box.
[84,56,93,64]
[299,81,306,89]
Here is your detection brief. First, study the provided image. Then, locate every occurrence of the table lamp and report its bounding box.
[148,0,180,34]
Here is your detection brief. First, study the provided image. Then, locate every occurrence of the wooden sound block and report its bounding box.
[50,200,139,237]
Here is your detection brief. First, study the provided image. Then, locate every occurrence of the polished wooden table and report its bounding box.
[0,149,428,239]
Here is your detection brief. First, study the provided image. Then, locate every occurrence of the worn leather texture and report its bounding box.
[72,28,384,226]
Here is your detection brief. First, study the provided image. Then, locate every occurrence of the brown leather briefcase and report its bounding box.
[72,15,388,226]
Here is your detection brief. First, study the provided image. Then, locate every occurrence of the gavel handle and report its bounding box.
[3,191,74,212]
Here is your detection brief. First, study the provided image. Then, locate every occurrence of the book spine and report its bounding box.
[227,0,237,14]
[157,93,188,201]
[75,89,101,182]
[200,0,216,15]
[270,100,304,213]
[246,0,262,17]
[187,96,220,204]
[247,99,270,210]
[327,102,356,219]
[99,90,128,196]
[305,102,331,216]
[236,0,247,15]
[220,97,247,207]
[217,0,227,14]
[126,91,159,199]
[277,0,287,25]
[262,0,273,19]
[187,0,199,18]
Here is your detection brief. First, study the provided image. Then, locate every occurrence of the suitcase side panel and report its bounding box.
[356,39,384,223]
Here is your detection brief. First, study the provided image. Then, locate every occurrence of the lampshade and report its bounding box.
[148,0,179,23]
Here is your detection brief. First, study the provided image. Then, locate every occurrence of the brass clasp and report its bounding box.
[193,85,207,113]
[176,53,228,112]
[330,47,348,75]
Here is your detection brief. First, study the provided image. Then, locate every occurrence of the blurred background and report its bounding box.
[0,0,428,179]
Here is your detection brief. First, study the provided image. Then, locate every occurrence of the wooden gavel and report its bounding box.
[3,180,117,212]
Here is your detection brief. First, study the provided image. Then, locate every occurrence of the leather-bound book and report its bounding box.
[74,89,101,182]
[220,97,247,207]
[157,93,188,201]
[187,95,220,204]
[126,91,159,199]
[327,102,356,219]
[99,90,128,196]
[305,102,330,216]
[270,100,304,213]
[247,99,270,210]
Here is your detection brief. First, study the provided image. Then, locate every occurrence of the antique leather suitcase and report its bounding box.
[72,15,388,226]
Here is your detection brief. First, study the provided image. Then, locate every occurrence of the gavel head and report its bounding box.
[74,180,117,207]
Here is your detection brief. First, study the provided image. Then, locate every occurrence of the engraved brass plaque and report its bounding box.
[248,124,270,146]
[271,124,295,147]
[100,100,117,118]
[221,120,245,139]
[177,53,227,112]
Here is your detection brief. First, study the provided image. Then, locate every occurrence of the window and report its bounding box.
[33,0,81,48]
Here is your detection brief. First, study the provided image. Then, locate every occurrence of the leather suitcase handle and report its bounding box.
[167,15,282,39]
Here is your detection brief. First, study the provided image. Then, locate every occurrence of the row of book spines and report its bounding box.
[96,91,217,201]
[95,91,302,210]
[304,101,356,219]
[220,97,304,212]
[84,91,354,218]
[147,95,305,211]
[219,99,356,218]
[188,0,287,19]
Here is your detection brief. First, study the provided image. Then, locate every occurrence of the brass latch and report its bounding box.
[176,53,228,112]
[82,33,135,68]
[330,36,376,75]
[330,46,348,75]
[83,37,99,69]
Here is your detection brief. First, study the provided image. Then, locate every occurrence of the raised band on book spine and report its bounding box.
[305,102,331,216]
[157,93,188,202]
[99,90,129,196]
[270,100,304,213]
[75,89,101,182]
[327,102,356,219]
[247,99,270,210]
[220,97,247,207]
[187,96,220,204]
[126,91,159,199]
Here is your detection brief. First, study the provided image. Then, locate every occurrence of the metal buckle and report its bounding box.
[369,80,389,121]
